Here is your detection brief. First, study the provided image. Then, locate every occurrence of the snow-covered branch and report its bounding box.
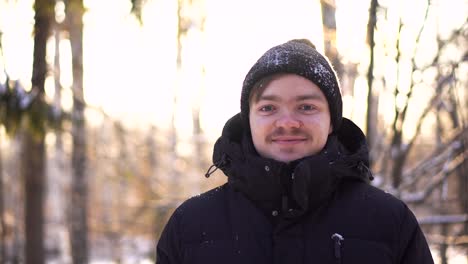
[401,128,467,190]
[401,149,467,203]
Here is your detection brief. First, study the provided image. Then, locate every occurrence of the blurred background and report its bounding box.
[0,0,466,263]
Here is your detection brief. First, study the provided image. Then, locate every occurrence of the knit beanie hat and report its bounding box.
[240,39,342,131]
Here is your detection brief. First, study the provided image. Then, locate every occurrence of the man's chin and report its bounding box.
[271,152,304,163]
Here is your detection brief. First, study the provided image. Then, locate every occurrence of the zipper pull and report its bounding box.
[331,233,344,263]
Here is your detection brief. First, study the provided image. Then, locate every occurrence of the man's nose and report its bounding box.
[275,112,302,128]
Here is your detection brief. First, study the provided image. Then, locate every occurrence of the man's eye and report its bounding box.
[299,105,315,111]
[260,105,275,112]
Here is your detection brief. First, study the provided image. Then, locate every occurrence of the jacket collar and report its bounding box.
[209,113,372,219]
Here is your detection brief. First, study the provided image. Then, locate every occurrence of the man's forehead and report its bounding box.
[256,76,326,99]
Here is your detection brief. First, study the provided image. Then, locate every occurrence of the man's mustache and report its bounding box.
[267,127,309,139]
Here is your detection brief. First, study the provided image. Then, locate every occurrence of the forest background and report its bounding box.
[0,0,467,263]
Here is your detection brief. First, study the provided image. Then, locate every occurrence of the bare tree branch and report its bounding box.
[402,127,467,188]
[402,150,467,203]
[425,234,468,246]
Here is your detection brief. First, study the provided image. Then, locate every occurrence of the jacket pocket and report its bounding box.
[341,238,393,264]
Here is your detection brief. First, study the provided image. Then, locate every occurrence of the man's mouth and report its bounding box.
[271,136,307,145]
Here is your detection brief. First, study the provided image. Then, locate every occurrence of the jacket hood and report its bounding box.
[209,113,372,219]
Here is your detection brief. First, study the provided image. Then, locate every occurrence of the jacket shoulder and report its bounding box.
[156,184,231,263]
[169,184,231,241]
[175,184,228,216]
[339,180,407,212]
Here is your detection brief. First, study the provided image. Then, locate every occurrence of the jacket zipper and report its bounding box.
[331,233,344,264]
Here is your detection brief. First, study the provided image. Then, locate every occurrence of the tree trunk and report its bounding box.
[320,0,342,79]
[461,152,468,262]
[0,134,6,263]
[48,19,70,262]
[66,0,88,263]
[24,0,54,263]
[192,107,204,169]
[168,0,184,190]
[22,129,46,264]
[440,224,448,264]
[11,136,23,264]
[53,20,62,121]
[454,95,468,262]
[366,0,378,163]
[0,40,4,260]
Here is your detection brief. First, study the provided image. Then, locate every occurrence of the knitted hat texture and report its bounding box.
[240,39,342,131]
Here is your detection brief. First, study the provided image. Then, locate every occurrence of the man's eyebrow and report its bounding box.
[257,95,281,102]
[295,94,326,101]
[257,93,326,102]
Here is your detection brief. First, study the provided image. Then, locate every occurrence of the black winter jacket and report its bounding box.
[156,114,434,264]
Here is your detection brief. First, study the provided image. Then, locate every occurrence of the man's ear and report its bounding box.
[328,123,333,135]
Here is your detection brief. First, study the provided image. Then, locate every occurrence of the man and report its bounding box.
[156,39,434,263]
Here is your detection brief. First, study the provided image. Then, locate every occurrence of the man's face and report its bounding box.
[249,74,332,163]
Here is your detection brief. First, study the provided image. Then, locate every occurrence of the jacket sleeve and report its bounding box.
[156,209,183,264]
[397,205,434,264]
